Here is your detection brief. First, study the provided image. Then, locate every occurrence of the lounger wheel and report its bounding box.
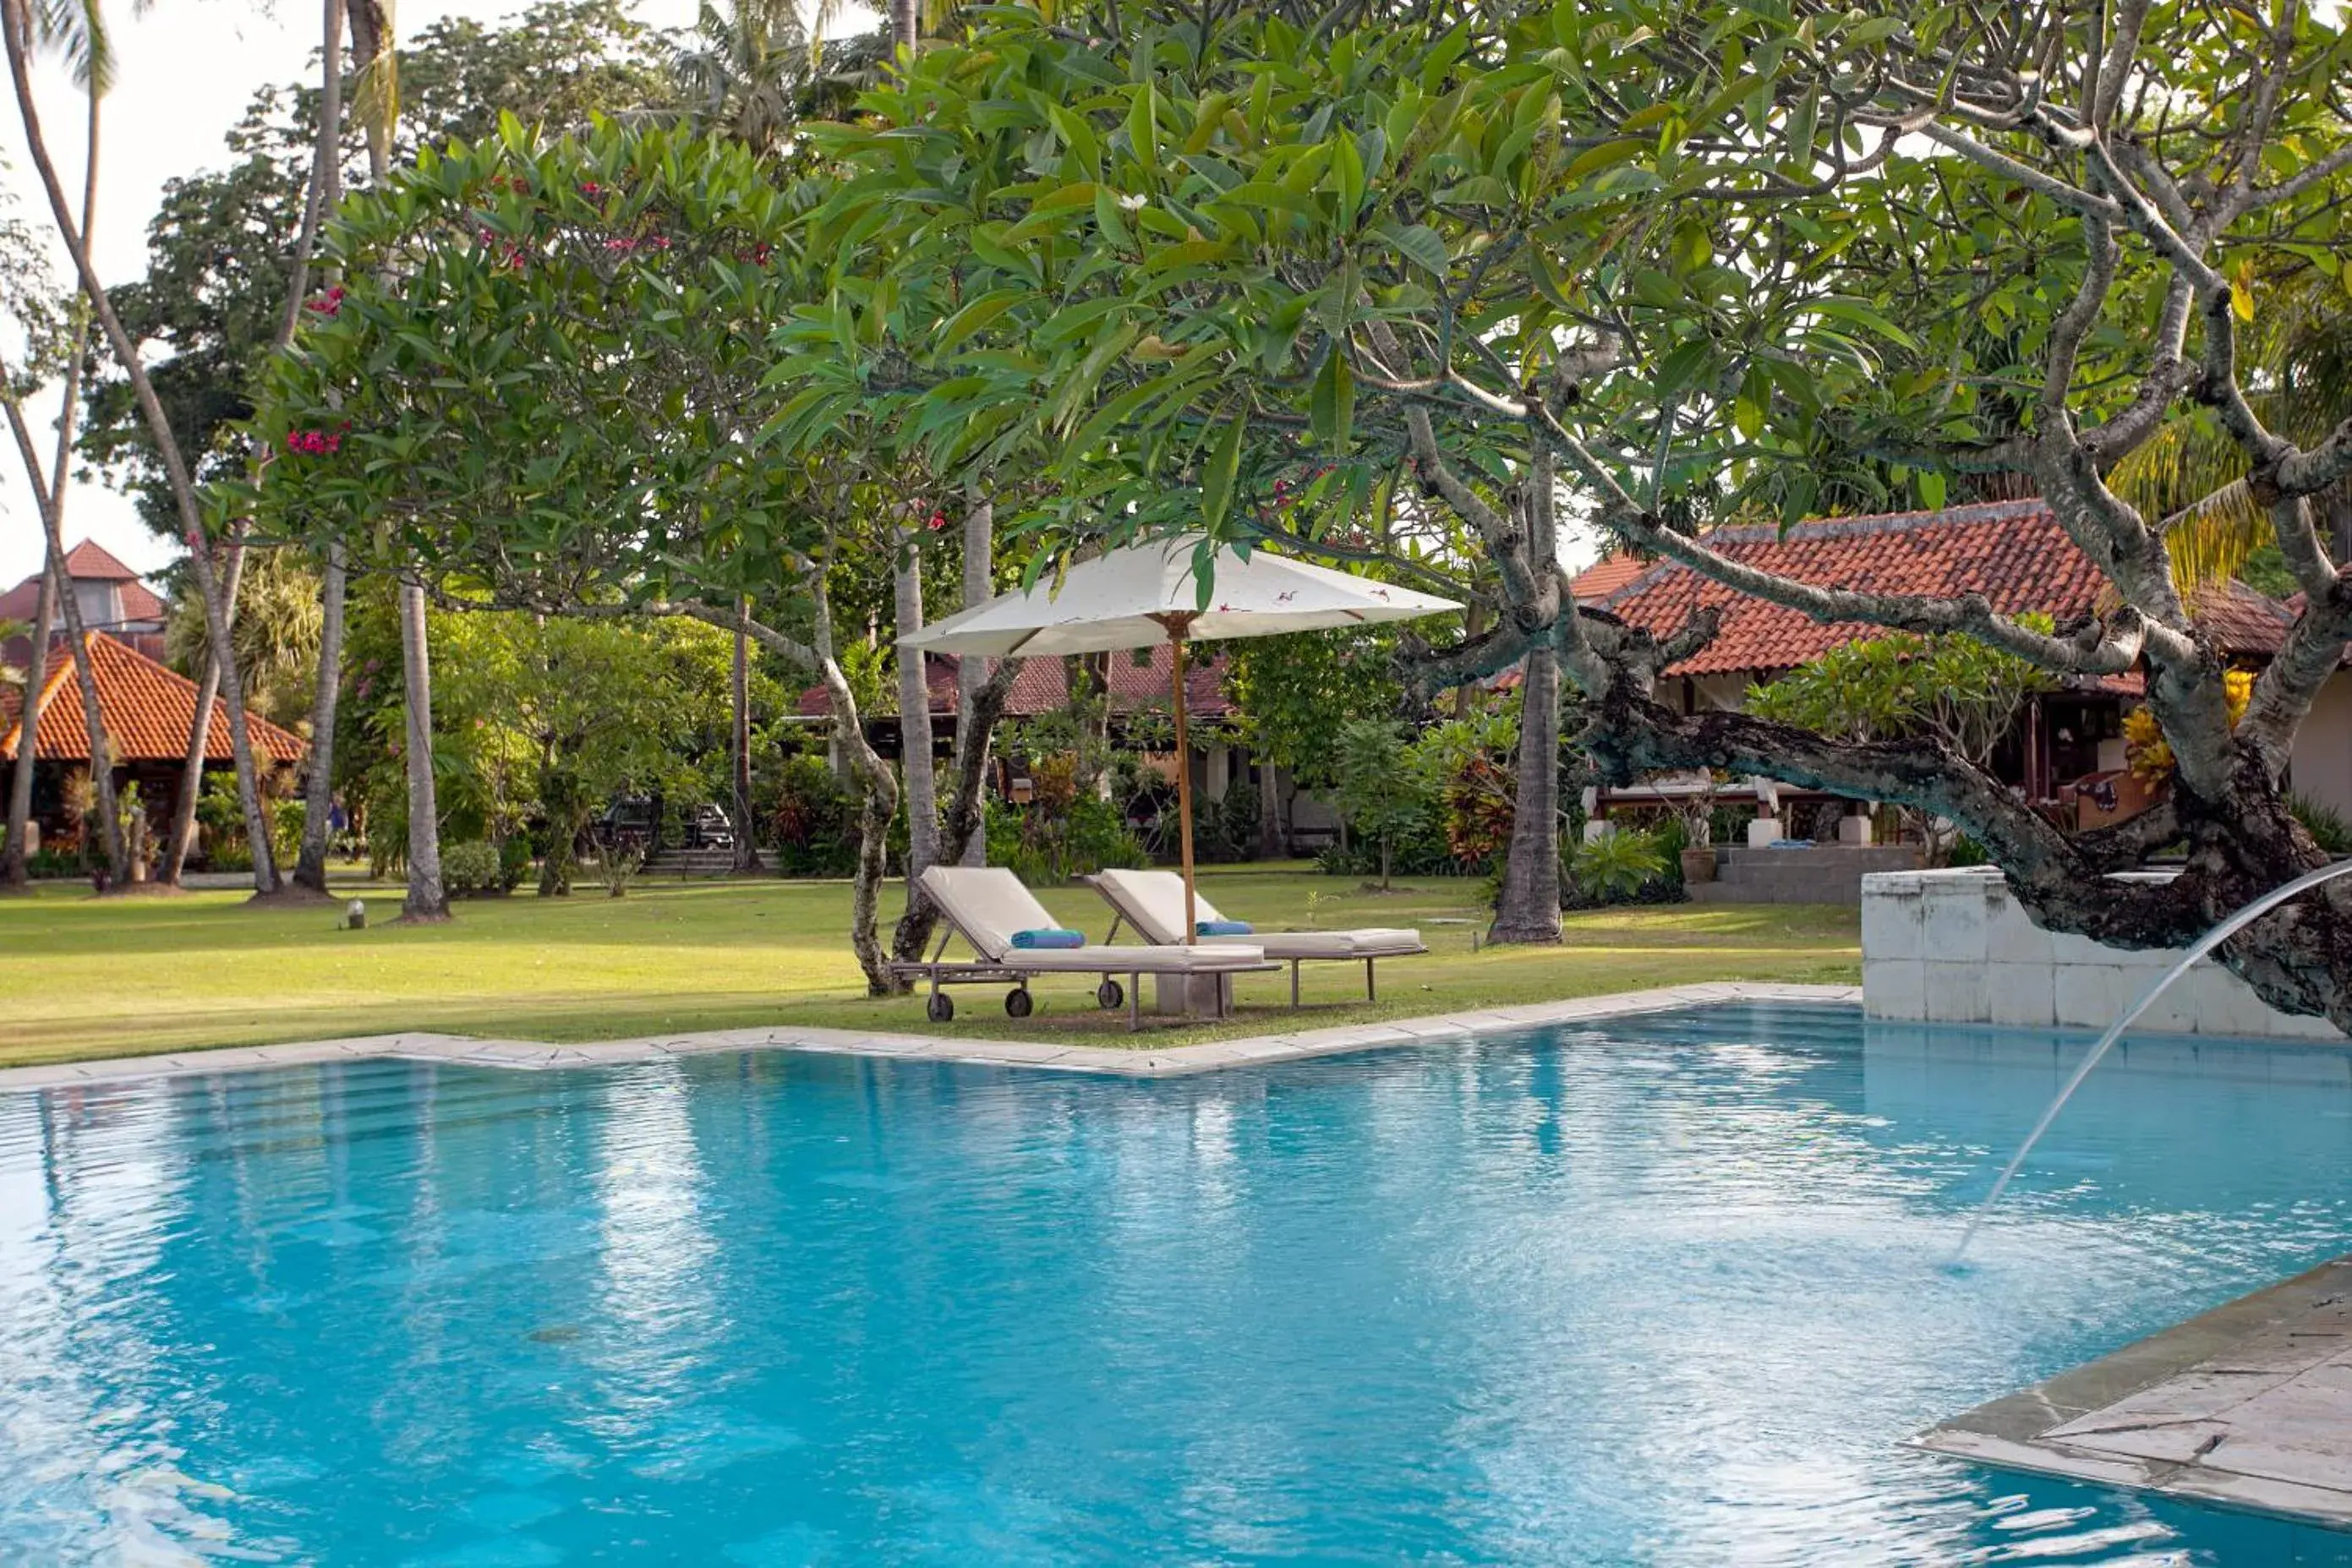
[1004,988,1034,1019]
[927,992,954,1023]
[1095,979,1124,1010]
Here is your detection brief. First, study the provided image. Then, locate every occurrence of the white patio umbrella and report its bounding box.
[901,536,1462,941]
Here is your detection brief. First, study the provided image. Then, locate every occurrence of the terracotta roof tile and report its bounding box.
[1566,551,1649,600]
[59,540,143,580]
[800,644,1233,722]
[0,633,307,765]
[1591,501,2292,676]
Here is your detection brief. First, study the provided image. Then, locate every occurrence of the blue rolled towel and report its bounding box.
[1196,919,1253,937]
[1010,927,1086,949]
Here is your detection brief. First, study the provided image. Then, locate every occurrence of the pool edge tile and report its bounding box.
[0,981,1868,1093]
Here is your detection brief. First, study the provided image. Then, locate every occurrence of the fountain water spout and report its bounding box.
[1953,856,2352,1262]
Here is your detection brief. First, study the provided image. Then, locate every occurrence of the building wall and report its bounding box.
[1862,867,2344,1041]
[2289,669,2352,821]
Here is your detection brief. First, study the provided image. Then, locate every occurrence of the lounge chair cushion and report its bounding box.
[1201,929,1424,959]
[1094,868,1423,959]
[921,866,1266,971]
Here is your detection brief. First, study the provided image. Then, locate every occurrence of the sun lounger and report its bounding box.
[1090,868,1425,1005]
[896,866,1276,1030]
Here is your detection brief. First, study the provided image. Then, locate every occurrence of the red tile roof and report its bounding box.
[60,540,142,580]
[1566,551,1649,601]
[799,644,1233,721]
[0,632,307,765]
[1583,500,2292,677]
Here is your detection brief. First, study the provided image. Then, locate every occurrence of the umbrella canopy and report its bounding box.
[900,536,1462,969]
[899,537,1461,658]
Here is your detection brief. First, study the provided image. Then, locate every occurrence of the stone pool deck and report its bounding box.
[1914,1255,2352,1529]
[0,981,1859,1094]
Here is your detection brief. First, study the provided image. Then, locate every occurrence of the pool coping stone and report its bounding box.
[1912,1254,2352,1531]
[0,981,1861,1093]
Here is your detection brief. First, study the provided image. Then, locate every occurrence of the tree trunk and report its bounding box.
[956,498,993,867]
[44,544,123,887]
[3,555,56,885]
[289,0,347,897]
[894,533,939,884]
[161,534,247,884]
[3,15,276,893]
[1255,750,1283,859]
[890,657,1018,968]
[293,544,347,892]
[889,0,919,56]
[730,601,758,871]
[1490,642,1562,943]
[397,579,447,921]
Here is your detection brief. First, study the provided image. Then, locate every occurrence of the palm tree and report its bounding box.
[674,0,820,155]
[2109,268,2352,598]
[3,0,280,891]
[290,0,350,897]
[0,6,123,885]
[335,0,445,921]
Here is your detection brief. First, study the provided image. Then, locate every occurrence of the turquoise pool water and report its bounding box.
[3,1003,2350,1565]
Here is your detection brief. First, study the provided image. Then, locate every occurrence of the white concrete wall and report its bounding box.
[1862,867,2345,1041]
[2290,669,2352,822]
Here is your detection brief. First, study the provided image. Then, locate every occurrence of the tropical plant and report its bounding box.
[1570,828,1670,904]
[1330,718,1433,889]
[1745,631,2061,864]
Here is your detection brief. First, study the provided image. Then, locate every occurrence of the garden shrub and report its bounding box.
[440,840,511,897]
[763,753,856,878]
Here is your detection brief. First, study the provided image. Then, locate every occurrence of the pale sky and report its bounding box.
[0,0,711,593]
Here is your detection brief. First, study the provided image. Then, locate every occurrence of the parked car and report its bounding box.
[681,803,735,850]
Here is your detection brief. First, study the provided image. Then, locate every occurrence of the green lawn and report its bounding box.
[0,865,1859,1068]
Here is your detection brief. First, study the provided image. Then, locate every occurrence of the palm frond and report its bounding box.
[29,0,112,94]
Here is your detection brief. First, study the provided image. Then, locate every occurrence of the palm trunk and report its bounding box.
[730,606,758,871]
[289,0,348,897]
[3,555,57,885]
[397,579,446,920]
[894,531,939,884]
[1256,751,1283,858]
[293,542,347,891]
[4,10,276,892]
[955,497,993,867]
[1490,645,1562,943]
[3,437,124,883]
[161,533,246,883]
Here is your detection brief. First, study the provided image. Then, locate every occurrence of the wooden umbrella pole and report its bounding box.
[1170,626,1196,944]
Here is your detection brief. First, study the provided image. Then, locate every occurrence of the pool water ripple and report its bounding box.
[3,1003,2351,1564]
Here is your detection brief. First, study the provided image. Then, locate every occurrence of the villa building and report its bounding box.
[0,539,169,667]
[0,543,307,860]
[1567,499,2340,838]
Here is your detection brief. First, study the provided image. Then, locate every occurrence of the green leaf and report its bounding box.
[1201,404,1247,530]
[1310,348,1355,449]
[1126,81,1159,175]
[1377,221,1449,274]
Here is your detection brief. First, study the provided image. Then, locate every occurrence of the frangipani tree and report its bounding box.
[817,0,2352,1023]
[250,118,914,984]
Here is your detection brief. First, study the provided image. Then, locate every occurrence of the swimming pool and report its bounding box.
[3,1003,2349,1565]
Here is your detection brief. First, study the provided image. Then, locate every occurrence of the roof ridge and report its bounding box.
[59,538,144,580]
